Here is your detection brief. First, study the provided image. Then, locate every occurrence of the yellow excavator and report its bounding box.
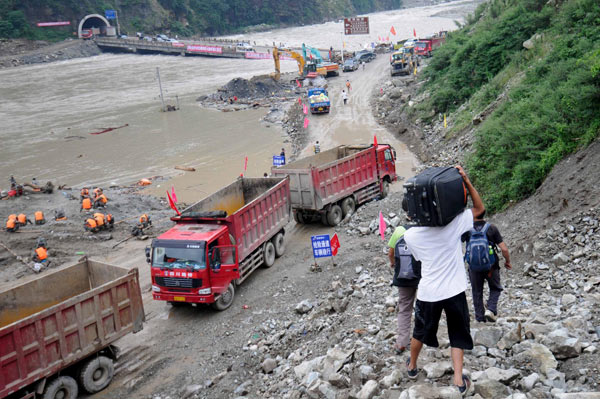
[271,47,325,82]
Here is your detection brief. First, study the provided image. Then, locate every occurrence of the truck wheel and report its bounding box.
[79,356,114,394]
[321,212,329,226]
[341,197,356,217]
[262,241,276,267]
[212,283,235,311]
[43,376,78,399]
[327,205,343,226]
[273,232,285,257]
[381,181,390,198]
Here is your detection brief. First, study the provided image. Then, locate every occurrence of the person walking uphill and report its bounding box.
[462,211,511,323]
[341,90,348,105]
[403,165,485,397]
[387,215,421,354]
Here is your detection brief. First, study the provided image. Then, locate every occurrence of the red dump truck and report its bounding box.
[148,177,291,310]
[271,144,397,226]
[0,259,145,399]
[414,36,446,57]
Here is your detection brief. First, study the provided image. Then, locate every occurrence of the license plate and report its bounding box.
[318,107,323,111]
[173,296,186,302]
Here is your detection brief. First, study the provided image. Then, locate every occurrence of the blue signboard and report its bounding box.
[311,235,332,258]
[273,155,286,166]
[105,10,117,20]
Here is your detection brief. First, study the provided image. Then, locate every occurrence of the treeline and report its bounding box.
[417,0,600,213]
[0,0,402,40]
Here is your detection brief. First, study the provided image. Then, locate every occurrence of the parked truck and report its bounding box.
[148,177,291,311]
[270,144,397,226]
[308,88,330,114]
[0,259,145,399]
[414,36,446,57]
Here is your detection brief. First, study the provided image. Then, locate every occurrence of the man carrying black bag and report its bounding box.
[403,165,484,397]
[387,200,421,354]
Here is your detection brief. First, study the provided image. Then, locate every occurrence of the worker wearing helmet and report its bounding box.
[84,218,98,233]
[93,193,108,208]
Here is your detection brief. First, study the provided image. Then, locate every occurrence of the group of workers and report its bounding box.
[5,211,46,232]
[80,187,108,211]
[84,212,115,233]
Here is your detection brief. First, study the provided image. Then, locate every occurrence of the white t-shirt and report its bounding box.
[404,209,473,302]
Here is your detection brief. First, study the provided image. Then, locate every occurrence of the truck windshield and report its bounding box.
[152,244,206,271]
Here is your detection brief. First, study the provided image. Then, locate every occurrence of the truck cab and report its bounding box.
[376,144,397,181]
[149,222,238,310]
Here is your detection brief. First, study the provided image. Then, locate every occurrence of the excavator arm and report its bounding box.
[272,47,281,80]
[285,50,305,76]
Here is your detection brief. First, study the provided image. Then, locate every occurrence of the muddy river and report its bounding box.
[0,0,482,203]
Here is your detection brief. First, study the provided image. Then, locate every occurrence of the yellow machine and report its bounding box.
[271,47,327,82]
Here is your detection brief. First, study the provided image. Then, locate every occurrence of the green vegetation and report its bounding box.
[417,0,600,213]
[0,0,402,40]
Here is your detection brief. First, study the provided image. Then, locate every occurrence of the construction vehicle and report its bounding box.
[414,36,446,57]
[308,88,330,114]
[390,48,419,76]
[271,144,398,226]
[149,177,291,311]
[302,43,340,77]
[0,259,145,399]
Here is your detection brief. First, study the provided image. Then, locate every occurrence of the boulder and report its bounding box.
[474,378,509,398]
[483,367,521,384]
[473,326,504,348]
[423,361,452,379]
[399,384,461,399]
[513,343,557,375]
[356,380,378,399]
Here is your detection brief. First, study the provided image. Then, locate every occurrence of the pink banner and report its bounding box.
[379,211,386,240]
[187,45,222,54]
[303,104,308,115]
[244,52,294,60]
[172,42,185,48]
[37,21,71,27]
[303,118,309,129]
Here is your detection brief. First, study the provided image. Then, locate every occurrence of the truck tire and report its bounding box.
[381,181,390,198]
[327,205,343,226]
[341,197,356,217]
[262,241,276,267]
[43,376,78,399]
[79,356,114,394]
[321,212,329,226]
[273,232,285,257]
[212,283,235,311]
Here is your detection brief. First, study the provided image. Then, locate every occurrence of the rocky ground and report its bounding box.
[0,38,101,68]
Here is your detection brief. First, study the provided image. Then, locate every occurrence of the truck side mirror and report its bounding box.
[145,247,151,264]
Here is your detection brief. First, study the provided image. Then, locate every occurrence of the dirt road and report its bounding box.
[76,54,418,399]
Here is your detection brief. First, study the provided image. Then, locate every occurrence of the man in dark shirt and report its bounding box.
[462,211,512,322]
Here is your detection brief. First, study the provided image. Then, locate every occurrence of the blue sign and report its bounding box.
[311,235,332,258]
[273,155,285,166]
[105,10,116,20]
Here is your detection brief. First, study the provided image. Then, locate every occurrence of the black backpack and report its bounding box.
[393,227,420,285]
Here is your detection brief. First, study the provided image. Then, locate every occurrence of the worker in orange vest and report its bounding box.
[139,214,152,228]
[80,187,90,199]
[84,218,98,233]
[81,197,93,211]
[105,213,115,230]
[32,246,48,263]
[17,213,32,226]
[92,187,103,197]
[93,213,106,230]
[34,211,46,225]
[93,193,108,208]
[6,216,19,232]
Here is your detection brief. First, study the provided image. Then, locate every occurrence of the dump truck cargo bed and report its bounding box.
[0,260,144,398]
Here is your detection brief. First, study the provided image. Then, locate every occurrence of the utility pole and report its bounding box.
[340,32,344,63]
[156,67,166,112]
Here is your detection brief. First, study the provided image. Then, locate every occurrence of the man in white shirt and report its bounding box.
[403,165,484,397]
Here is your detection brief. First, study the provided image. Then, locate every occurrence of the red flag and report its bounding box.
[331,233,340,256]
[379,211,386,240]
[298,97,302,104]
[167,191,181,216]
[296,79,301,88]
[413,28,417,37]
[303,104,308,115]
[374,135,378,147]
[303,117,309,129]
[386,36,389,42]
[378,36,381,41]
[390,26,396,36]
[171,185,177,203]
[380,87,383,94]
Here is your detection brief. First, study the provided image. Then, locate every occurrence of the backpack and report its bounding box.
[464,223,496,272]
[393,228,419,284]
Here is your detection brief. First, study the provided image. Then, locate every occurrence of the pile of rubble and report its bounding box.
[148,191,597,399]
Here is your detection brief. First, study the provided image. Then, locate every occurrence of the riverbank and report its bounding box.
[0,38,100,68]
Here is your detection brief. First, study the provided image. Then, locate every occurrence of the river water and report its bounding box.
[0,0,481,202]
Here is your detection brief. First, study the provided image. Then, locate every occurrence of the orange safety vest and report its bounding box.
[106,214,113,224]
[6,218,16,230]
[93,188,102,197]
[94,213,105,226]
[35,211,44,222]
[82,198,92,209]
[8,214,17,220]
[17,214,27,225]
[81,188,89,197]
[85,218,97,229]
[139,214,149,224]
[35,247,48,261]
[97,194,107,204]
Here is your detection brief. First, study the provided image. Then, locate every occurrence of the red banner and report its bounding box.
[37,21,71,27]
[172,42,185,48]
[331,233,340,256]
[187,45,222,54]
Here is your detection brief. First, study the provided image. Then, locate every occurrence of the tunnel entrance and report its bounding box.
[78,14,113,39]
